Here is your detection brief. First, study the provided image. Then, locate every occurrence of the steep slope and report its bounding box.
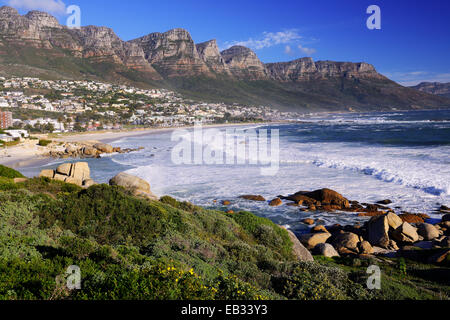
[411,82,450,98]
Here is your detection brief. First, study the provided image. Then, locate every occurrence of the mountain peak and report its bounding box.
[25,10,61,28]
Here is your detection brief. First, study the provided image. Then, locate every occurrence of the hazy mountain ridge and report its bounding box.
[0,6,449,111]
[410,82,450,98]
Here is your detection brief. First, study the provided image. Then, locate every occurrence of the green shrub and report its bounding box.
[38,139,52,147]
[0,165,25,179]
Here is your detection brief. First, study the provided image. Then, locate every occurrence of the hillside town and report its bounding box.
[0,77,301,137]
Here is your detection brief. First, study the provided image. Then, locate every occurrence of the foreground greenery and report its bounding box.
[0,167,448,300]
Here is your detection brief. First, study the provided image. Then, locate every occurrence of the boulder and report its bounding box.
[70,162,90,181]
[304,188,350,209]
[332,232,360,251]
[65,145,78,154]
[312,225,329,233]
[65,177,82,186]
[269,198,283,207]
[94,143,114,153]
[442,214,450,222]
[367,215,390,248]
[399,213,425,224]
[283,193,317,205]
[56,163,72,176]
[39,169,54,179]
[313,243,340,258]
[427,249,450,264]
[222,200,231,206]
[286,230,314,262]
[418,223,440,241]
[83,146,98,157]
[302,218,315,225]
[109,172,158,200]
[53,174,67,182]
[83,179,96,188]
[300,232,331,249]
[386,212,403,230]
[239,195,266,201]
[392,222,419,243]
[13,178,28,183]
[359,241,374,254]
[377,199,392,205]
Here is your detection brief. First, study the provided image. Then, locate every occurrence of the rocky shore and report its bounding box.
[223,188,450,265]
[44,141,144,159]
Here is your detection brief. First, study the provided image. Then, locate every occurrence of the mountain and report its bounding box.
[0,6,449,112]
[410,82,450,98]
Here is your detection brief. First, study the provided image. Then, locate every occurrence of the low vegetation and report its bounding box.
[0,166,448,300]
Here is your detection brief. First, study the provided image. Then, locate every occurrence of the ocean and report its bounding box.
[20,109,450,234]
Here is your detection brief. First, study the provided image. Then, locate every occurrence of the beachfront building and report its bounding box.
[0,111,13,129]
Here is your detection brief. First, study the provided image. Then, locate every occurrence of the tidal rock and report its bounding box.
[303,188,350,209]
[269,198,283,207]
[302,218,315,225]
[312,225,329,233]
[239,195,266,202]
[377,199,393,205]
[399,213,425,224]
[93,143,114,153]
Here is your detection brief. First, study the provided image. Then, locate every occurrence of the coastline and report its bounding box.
[0,121,277,169]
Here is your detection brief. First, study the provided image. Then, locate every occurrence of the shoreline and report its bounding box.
[0,121,279,169]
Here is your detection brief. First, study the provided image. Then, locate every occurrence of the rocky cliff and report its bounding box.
[129,28,211,77]
[196,39,230,75]
[266,58,386,81]
[221,46,268,80]
[0,6,161,79]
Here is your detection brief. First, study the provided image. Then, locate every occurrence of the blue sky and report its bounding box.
[3,0,450,86]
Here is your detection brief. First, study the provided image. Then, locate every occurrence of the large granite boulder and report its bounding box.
[300,232,331,249]
[286,230,314,262]
[109,172,158,200]
[313,243,340,258]
[332,232,360,251]
[392,222,419,243]
[367,215,390,248]
[304,188,350,209]
[418,223,440,241]
[94,143,114,153]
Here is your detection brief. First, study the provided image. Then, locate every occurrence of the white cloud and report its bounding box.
[298,44,316,56]
[284,45,293,55]
[7,0,67,15]
[383,71,450,86]
[224,29,303,50]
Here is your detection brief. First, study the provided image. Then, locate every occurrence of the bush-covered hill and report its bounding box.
[0,166,448,300]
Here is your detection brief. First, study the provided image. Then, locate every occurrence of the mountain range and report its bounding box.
[410,82,450,99]
[0,6,449,112]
